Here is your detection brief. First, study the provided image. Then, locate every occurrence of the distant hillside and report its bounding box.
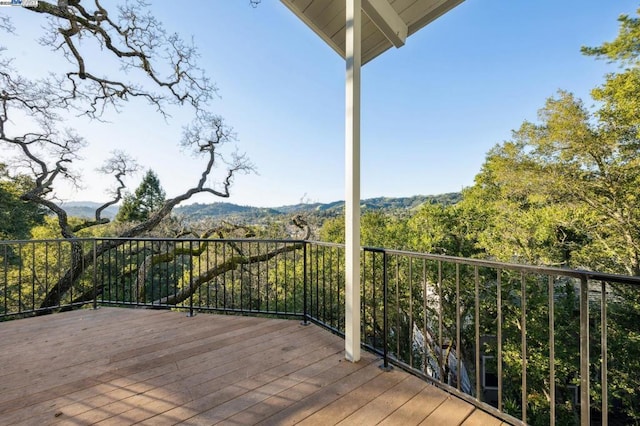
[173,193,461,222]
[175,203,281,222]
[58,193,461,224]
[58,201,119,220]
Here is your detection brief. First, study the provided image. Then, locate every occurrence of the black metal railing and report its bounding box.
[2,237,640,425]
[94,237,309,318]
[361,247,640,426]
[0,238,309,319]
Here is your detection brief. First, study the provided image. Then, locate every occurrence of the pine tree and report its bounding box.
[116,170,166,222]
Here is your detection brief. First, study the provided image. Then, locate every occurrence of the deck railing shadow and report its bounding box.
[2,237,639,425]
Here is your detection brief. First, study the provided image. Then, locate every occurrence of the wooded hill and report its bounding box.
[60,193,461,223]
[172,193,461,223]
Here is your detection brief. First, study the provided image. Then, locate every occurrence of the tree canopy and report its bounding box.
[116,170,166,223]
[0,164,45,240]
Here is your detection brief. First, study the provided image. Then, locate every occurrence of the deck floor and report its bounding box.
[0,308,505,425]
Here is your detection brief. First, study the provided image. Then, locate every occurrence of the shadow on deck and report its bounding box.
[0,308,505,425]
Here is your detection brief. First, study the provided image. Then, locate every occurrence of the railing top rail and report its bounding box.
[0,238,307,246]
[362,245,640,287]
[2,237,638,286]
[0,238,96,244]
[305,240,345,249]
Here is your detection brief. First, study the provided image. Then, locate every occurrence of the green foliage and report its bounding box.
[319,211,408,249]
[116,170,166,223]
[453,8,640,422]
[581,8,640,67]
[466,86,640,275]
[318,7,640,423]
[0,165,45,240]
[407,201,481,257]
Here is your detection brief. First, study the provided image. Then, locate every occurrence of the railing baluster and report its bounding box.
[188,240,194,317]
[208,241,212,308]
[549,275,555,426]
[302,242,308,325]
[44,242,49,309]
[328,247,333,328]
[282,244,287,314]
[311,246,320,317]
[57,240,62,308]
[93,239,97,310]
[409,257,414,370]
[422,259,428,376]
[172,243,182,306]
[239,241,244,312]
[371,250,376,349]
[380,250,390,371]
[579,277,590,426]
[31,242,35,311]
[521,272,527,423]
[497,269,503,412]
[438,260,443,385]
[3,245,7,315]
[601,280,608,426]
[395,256,400,360]
[475,265,481,402]
[456,263,461,391]
[17,242,22,313]
[322,247,327,322]
[224,241,228,310]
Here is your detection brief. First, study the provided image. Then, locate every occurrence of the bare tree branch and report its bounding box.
[28,0,216,118]
[94,151,139,220]
[1,2,256,311]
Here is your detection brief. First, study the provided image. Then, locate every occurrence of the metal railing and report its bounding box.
[0,238,308,319]
[1,237,640,425]
[361,247,640,426]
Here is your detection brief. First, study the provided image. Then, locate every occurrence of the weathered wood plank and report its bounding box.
[461,408,505,426]
[378,382,449,425]
[296,368,409,425]
[0,308,502,426]
[420,395,476,425]
[337,374,428,425]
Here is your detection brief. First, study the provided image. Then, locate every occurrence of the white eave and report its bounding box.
[280,0,465,65]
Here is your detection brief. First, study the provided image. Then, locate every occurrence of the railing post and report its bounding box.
[549,276,556,426]
[579,276,590,425]
[187,240,195,318]
[301,241,309,326]
[601,280,608,426]
[92,239,98,310]
[380,250,391,371]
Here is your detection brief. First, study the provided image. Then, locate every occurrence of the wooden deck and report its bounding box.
[0,308,505,425]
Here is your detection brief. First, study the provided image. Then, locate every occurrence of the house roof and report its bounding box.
[280,0,465,65]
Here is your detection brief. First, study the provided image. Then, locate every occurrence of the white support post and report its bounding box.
[345,0,362,363]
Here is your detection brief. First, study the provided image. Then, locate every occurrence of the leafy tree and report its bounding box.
[457,7,640,422]
[0,164,45,240]
[406,200,481,257]
[116,170,166,223]
[464,5,640,276]
[319,211,409,249]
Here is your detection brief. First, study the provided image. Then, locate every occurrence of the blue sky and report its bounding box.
[1,1,637,207]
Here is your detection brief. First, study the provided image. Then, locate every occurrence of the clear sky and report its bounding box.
[1,1,637,207]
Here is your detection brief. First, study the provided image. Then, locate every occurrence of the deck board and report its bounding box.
[0,308,504,425]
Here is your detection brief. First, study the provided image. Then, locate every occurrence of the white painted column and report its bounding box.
[345,0,362,362]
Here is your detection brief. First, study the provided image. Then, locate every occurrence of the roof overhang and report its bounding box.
[280,0,465,65]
